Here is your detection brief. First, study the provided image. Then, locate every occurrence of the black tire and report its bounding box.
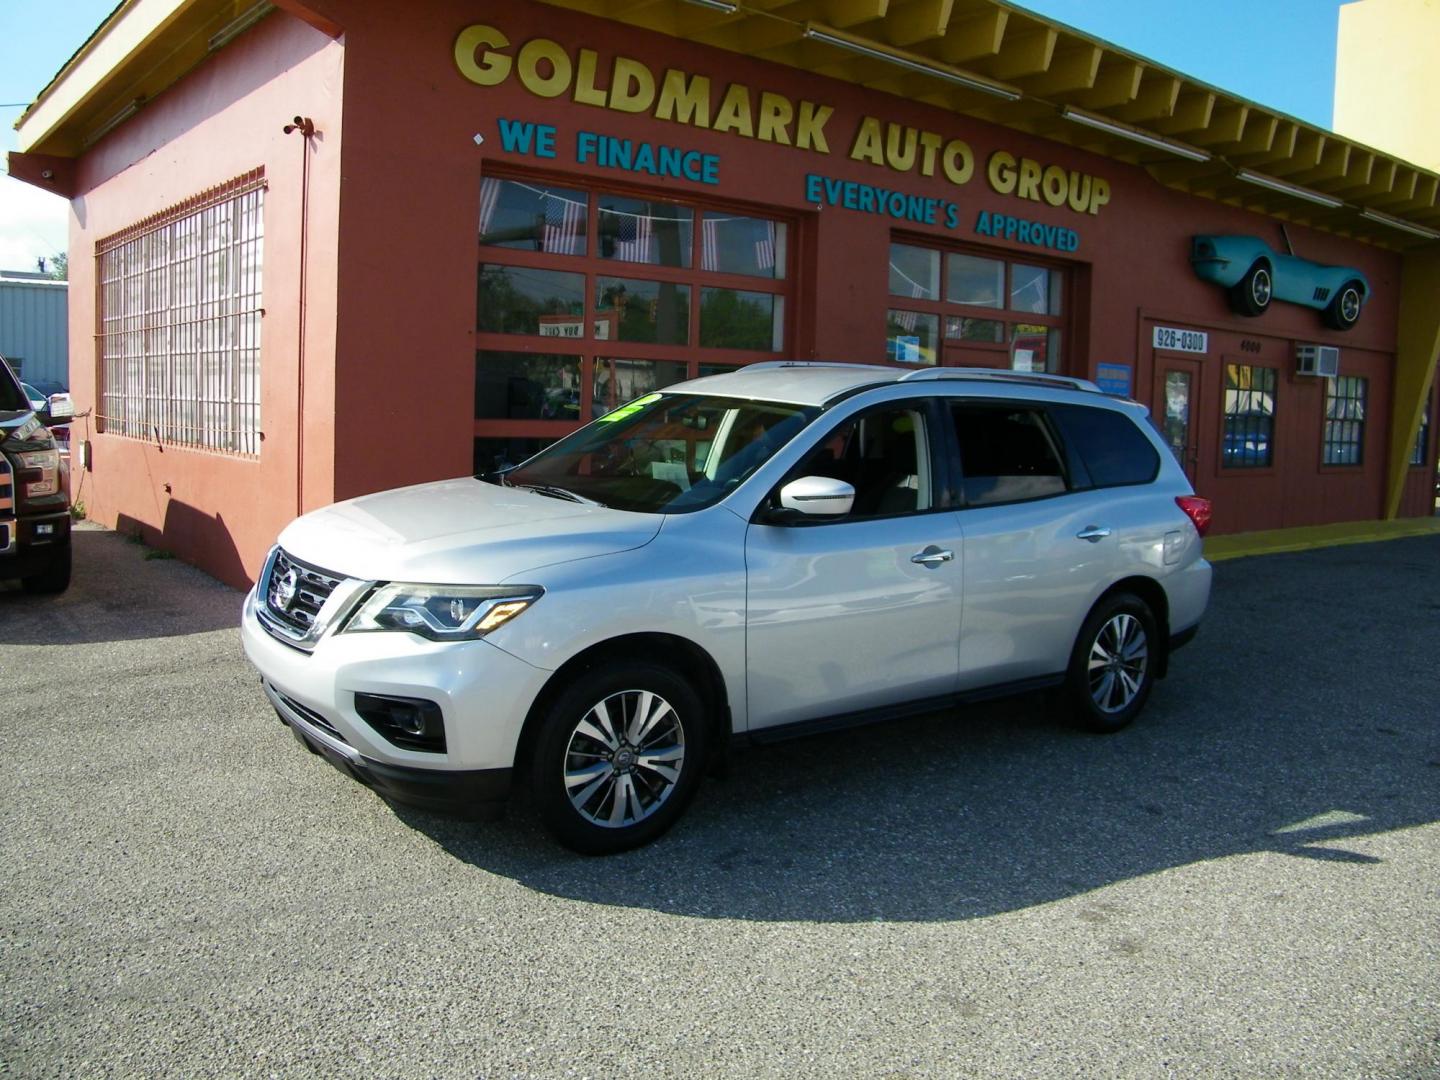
[21,543,72,595]
[1322,280,1364,331]
[1066,593,1157,734]
[1227,260,1272,317]
[531,661,707,854]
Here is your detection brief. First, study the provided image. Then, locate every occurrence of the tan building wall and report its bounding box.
[1334,0,1440,171]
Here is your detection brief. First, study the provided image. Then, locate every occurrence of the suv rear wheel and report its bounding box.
[1067,593,1156,733]
[531,661,707,854]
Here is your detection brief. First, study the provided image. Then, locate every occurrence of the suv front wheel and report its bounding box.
[531,661,708,854]
[1067,593,1157,733]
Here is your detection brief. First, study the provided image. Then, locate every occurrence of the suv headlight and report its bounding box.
[342,583,543,641]
[16,448,60,498]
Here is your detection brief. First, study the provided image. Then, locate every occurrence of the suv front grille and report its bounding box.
[264,548,344,636]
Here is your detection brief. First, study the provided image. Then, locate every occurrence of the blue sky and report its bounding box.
[0,0,1347,271]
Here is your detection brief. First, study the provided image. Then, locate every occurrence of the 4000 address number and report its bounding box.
[1152,326,1208,354]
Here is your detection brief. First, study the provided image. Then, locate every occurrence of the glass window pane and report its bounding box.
[885,311,939,366]
[1222,364,1276,468]
[945,316,1004,343]
[477,264,586,336]
[474,351,581,421]
[699,213,785,278]
[1010,324,1057,373]
[598,195,692,268]
[889,243,940,300]
[479,178,588,256]
[1323,375,1366,465]
[595,277,691,345]
[700,288,783,350]
[947,253,1003,308]
[1011,264,1059,314]
[592,359,690,417]
[474,435,553,477]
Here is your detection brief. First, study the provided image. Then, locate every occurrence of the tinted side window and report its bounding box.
[951,404,1067,506]
[782,404,933,519]
[1052,404,1160,487]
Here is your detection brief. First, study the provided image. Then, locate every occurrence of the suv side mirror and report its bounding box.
[777,475,855,517]
[44,393,74,425]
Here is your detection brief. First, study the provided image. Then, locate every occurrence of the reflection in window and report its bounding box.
[700,288,783,350]
[474,435,551,477]
[474,351,581,421]
[945,316,1003,343]
[1010,264,1061,315]
[1222,364,1276,468]
[952,404,1066,505]
[885,311,939,365]
[699,213,785,278]
[594,277,691,345]
[947,253,1004,308]
[477,264,586,335]
[592,359,689,417]
[598,196,692,267]
[1011,324,1059,373]
[889,243,940,301]
[1323,376,1366,466]
[479,178,589,256]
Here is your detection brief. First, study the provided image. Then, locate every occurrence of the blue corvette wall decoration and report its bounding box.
[1190,235,1369,331]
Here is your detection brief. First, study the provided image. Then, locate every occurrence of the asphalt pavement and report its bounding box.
[1,525,1437,1078]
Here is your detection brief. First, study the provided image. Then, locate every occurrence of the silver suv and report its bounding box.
[241,364,1211,853]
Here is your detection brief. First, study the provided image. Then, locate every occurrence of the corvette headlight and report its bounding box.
[342,583,543,641]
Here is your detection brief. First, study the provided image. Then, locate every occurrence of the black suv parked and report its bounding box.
[0,356,71,594]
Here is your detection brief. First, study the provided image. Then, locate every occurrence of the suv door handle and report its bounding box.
[1076,525,1112,543]
[910,546,955,566]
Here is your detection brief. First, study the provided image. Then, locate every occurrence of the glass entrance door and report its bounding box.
[1154,358,1201,481]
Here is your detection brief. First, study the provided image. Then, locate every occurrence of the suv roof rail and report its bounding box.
[742,361,901,373]
[896,367,1103,394]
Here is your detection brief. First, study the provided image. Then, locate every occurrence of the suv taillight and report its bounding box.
[1176,495,1212,537]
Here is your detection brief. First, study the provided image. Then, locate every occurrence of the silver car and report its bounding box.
[241,364,1212,853]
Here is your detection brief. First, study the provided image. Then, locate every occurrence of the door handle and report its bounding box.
[1076,525,1112,543]
[911,546,955,566]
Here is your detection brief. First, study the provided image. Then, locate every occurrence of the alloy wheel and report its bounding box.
[563,689,687,828]
[1087,613,1149,714]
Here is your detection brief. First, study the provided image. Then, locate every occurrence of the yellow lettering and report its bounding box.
[849,116,884,165]
[918,132,943,177]
[988,150,1016,193]
[573,49,607,107]
[713,83,754,136]
[885,124,917,171]
[1017,157,1042,201]
[454,25,512,87]
[655,69,711,128]
[1041,165,1067,207]
[1067,172,1092,213]
[1090,177,1111,214]
[942,139,973,185]
[517,39,572,98]
[757,92,793,145]
[796,101,833,153]
[608,57,655,113]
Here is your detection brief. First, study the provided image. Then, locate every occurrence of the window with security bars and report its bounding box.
[1221,364,1276,468]
[1322,375,1366,466]
[1412,402,1431,466]
[98,171,265,456]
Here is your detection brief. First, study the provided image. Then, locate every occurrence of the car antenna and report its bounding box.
[1279,223,1295,256]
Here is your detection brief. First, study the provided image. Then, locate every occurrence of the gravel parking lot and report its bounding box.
[2,526,1437,1078]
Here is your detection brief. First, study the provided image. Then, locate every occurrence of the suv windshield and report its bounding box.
[0,359,30,414]
[493,393,820,513]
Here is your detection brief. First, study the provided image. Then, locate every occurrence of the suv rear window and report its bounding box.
[0,360,28,413]
[951,403,1067,506]
[1051,404,1159,487]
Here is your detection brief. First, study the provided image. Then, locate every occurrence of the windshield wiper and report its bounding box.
[516,483,605,507]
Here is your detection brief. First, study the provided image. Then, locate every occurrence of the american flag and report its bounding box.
[613,211,652,262]
[478,177,503,238]
[754,221,776,271]
[701,217,720,272]
[894,282,926,332]
[542,195,584,255]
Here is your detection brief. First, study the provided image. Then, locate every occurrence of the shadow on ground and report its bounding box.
[393,536,1440,923]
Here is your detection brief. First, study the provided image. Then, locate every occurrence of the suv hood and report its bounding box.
[277,478,662,584]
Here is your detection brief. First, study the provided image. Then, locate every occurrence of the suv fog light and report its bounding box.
[354,693,447,753]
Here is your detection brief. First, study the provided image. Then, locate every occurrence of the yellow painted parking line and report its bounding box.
[1205,516,1440,562]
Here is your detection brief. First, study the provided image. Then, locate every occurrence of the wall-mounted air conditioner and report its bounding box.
[1296,344,1340,377]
